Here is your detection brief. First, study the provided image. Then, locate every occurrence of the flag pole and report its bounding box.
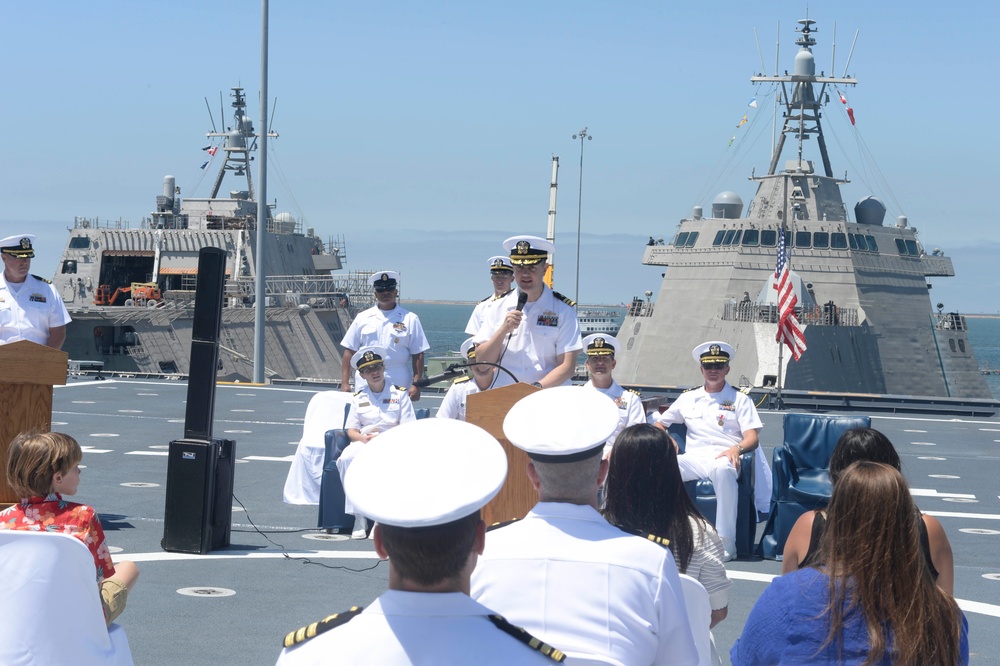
[775,177,788,410]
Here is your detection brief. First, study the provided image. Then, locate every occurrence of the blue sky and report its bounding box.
[2,1,997,312]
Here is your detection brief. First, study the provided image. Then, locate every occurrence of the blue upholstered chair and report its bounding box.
[755,413,872,560]
[317,407,432,531]
[667,423,757,559]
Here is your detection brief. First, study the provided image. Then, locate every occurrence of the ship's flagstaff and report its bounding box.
[253,0,269,384]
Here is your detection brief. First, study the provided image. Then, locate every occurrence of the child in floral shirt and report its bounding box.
[1,431,139,625]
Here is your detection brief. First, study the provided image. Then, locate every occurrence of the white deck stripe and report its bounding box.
[923,510,1000,520]
[242,455,295,462]
[910,488,976,499]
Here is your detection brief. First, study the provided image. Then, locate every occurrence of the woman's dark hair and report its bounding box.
[601,424,703,572]
[829,427,900,485]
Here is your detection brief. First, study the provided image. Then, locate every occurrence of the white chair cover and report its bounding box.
[0,530,133,666]
[282,390,353,505]
[678,573,722,666]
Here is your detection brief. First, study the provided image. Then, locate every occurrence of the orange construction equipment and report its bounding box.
[94,282,162,307]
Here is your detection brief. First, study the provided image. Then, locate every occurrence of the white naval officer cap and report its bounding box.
[344,419,508,527]
[503,386,619,463]
[582,334,620,357]
[0,234,36,258]
[460,337,477,359]
[351,345,388,371]
[486,255,514,273]
[692,340,735,365]
[502,235,554,266]
[367,270,400,289]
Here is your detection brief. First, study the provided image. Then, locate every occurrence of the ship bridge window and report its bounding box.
[895,238,908,255]
[712,230,726,246]
[795,231,811,248]
[741,230,760,246]
[722,230,737,245]
[865,235,879,252]
[61,260,78,274]
[760,230,777,247]
[673,232,689,247]
[905,239,919,255]
[813,232,829,249]
[831,233,848,249]
[949,339,956,352]
[849,234,859,250]
[69,236,91,250]
[684,231,699,247]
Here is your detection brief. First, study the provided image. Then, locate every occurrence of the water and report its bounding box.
[407,302,1000,400]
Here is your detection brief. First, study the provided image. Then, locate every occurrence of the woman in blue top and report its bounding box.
[732,461,968,665]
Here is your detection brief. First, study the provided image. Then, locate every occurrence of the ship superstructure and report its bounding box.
[52,88,373,381]
[617,20,990,400]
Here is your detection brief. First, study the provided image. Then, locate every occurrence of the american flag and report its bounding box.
[774,229,807,360]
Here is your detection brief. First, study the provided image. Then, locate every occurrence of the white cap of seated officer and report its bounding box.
[503,386,619,463]
[351,345,388,372]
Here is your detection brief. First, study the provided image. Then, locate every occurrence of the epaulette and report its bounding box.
[496,287,514,300]
[478,294,492,303]
[682,385,699,393]
[626,387,641,396]
[617,526,670,548]
[487,615,566,662]
[282,606,363,648]
[738,385,752,395]
[31,274,52,284]
[393,385,407,391]
[453,375,471,384]
[486,517,521,532]
[552,290,575,307]
[354,389,364,396]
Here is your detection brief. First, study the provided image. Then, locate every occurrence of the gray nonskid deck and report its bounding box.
[55,379,1000,665]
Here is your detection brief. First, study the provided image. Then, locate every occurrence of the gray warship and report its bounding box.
[51,88,373,382]
[618,20,992,403]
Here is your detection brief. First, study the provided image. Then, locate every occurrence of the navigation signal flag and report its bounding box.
[839,92,847,104]
[207,146,218,156]
[748,97,758,108]
[847,108,856,126]
[200,161,210,170]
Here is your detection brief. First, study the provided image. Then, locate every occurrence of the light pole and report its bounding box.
[571,127,591,304]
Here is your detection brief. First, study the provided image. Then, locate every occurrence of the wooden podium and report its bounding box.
[467,383,539,526]
[0,341,68,503]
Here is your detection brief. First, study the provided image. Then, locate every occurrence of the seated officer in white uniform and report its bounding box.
[580,334,645,459]
[0,234,71,348]
[277,419,566,665]
[472,236,581,388]
[435,338,513,421]
[653,341,763,561]
[471,387,698,666]
[464,256,514,335]
[339,346,416,539]
[340,271,430,401]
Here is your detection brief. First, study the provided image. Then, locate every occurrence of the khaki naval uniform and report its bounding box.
[0,274,71,345]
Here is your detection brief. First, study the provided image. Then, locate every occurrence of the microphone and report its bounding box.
[515,291,528,311]
[413,364,469,388]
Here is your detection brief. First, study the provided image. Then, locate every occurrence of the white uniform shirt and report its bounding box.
[345,383,415,435]
[654,383,762,452]
[583,380,646,456]
[464,291,511,335]
[275,591,560,665]
[473,286,582,386]
[435,371,514,421]
[0,274,71,345]
[341,304,430,390]
[471,502,699,666]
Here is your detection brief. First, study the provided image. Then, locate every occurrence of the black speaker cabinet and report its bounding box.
[191,246,227,342]
[162,438,235,554]
[184,340,221,441]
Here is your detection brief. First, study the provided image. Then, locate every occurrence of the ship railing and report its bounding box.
[721,302,860,327]
[627,298,655,318]
[931,311,968,332]
[225,273,376,311]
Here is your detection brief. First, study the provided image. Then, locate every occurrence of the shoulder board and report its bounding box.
[552,291,575,307]
[478,294,492,303]
[617,526,671,548]
[453,375,471,384]
[283,606,363,648]
[353,389,364,396]
[497,287,514,299]
[626,387,641,396]
[30,274,52,284]
[488,615,565,662]
[393,385,407,392]
[682,386,699,393]
[738,385,752,395]
[486,517,521,532]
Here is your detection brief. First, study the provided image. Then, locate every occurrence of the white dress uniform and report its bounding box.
[337,383,415,515]
[275,591,561,665]
[435,371,514,421]
[471,502,699,666]
[473,286,582,386]
[653,383,763,544]
[341,304,430,390]
[465,290,511,336]
[0,273,71,345]
[582,380,646,457]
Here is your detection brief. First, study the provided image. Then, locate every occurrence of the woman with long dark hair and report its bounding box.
[733,462,968,665]
[602,424,731,626]
[782,427,954,594]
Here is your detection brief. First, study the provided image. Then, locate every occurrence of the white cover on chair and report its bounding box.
[678,573,721,666]
[0,530,133,666]
[283,390,354,505]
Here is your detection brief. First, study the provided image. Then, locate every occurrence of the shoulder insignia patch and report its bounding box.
[498,287,514,299]
[283,606,363,648]
[552,290,576,307]
[488,615,565,662]
[617,526,671,548]
[30,274,52,284]
[453,375,471,384]
[486,517,521,532]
